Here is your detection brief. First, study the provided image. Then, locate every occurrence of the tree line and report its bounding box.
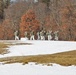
[0,0,76,41]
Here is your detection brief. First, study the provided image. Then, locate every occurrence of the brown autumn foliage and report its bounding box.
[0,19,14,40]
[20,9,40,37]
[59,5,76,41]
[44,15,59,31]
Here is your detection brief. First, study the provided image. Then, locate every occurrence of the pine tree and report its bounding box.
[3,0,10,8]
[41,0,50,8]
[0,0,4,19]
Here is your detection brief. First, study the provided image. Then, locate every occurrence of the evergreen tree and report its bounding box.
[41,0,50,8]
[3,0,10,8]
[0,0,4,19]
[0,0,10,19]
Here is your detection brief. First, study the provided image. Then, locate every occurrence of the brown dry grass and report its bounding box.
[0,43,8,48]
[0,50,76,66]
[0,43,9,55]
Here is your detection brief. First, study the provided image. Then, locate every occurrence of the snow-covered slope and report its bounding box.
[0,40,76,57]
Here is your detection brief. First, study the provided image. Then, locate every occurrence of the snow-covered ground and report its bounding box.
[0,40,76,75]
[0,40,76,57]
[0,62,76,75]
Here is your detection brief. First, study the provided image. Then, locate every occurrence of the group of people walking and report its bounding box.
[14,30,59,41]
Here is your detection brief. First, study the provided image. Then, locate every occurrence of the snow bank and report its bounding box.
[20,37,28,41]
[0,63,76,75]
